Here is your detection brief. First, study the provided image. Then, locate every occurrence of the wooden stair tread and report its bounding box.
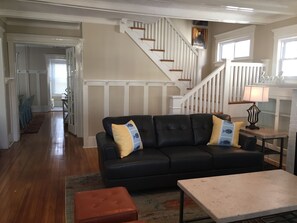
[170,69,183,72]
[151,49,165,52]
[178,78,191,81]
[141,38,155,41]
[130,27,145,30]
[160,59,174,62]
[229,101,254,105]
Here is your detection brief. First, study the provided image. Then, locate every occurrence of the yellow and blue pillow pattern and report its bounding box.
[208,115,243,148]
[112,120,143,158]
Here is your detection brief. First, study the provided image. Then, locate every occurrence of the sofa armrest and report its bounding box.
[96,132,119,161]
[239,132,257,150]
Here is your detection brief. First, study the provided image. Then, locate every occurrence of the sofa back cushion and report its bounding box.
[190,114,231,145]
[103,115,156,148]
[154,115,193,147]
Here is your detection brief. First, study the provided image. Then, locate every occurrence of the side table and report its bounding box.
[240,128,288,169]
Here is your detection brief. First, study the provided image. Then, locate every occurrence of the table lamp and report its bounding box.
[242,85,269,130]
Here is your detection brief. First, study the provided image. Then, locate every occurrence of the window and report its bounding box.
[218,39,250,61]
[50,59,67,95]
[214,25,255,63]
[272,24,297,80]
[278,38,297,77]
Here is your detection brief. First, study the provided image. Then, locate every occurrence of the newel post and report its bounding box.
[261,59,270,75]
[223,59,231,113]
[196,49,204,84]
[169,95,183,114]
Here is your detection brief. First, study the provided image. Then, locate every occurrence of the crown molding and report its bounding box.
[0,9,118,25]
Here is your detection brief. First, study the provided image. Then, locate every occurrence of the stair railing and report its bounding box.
[181,63,226,114]
[133,18,201,89]
[228,61,265,103]
[179,60,265,114]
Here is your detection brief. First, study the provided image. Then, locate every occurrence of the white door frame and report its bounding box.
[6,33,83,141]
[0,26,10,149]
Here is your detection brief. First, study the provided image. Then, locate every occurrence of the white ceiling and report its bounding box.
[1,0,297,25]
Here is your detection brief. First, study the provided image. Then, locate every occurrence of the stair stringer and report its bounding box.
[122,22,189,94]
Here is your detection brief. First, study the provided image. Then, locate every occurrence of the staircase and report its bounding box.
[120,18,201,95]
[121,18,266,114]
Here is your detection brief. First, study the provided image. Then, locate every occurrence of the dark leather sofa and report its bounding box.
[96,114,264,191]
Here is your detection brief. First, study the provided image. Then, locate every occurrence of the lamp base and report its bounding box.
[246,124,260,130]
[246,103,261,130]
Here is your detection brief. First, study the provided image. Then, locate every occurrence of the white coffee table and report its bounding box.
[178,170,297,223]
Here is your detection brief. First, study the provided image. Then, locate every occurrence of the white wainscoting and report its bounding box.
[83,79,177,148]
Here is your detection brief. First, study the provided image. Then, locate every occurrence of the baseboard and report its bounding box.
[83,136,97,148]
[31,105,50,112]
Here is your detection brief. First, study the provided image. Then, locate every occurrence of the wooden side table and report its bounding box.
[240,128,288,169]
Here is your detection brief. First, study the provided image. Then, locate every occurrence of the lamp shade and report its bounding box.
[243,85,269,102]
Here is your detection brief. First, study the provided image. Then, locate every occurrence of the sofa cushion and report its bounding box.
[201,145,264,169]
[103,115,156,148]
[190,114,231,145]
[103,149,169,179]
[112,120,143,158]
[160,146,213,173]
[208,115,243,148]
[154,115,193,147]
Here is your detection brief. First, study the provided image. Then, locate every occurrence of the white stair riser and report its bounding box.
[133,29,145,38]
[141,40,155,49]
[160,61,174,69]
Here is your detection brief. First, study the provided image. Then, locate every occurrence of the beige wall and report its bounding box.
[83,23,168,80]
[253,17,297,66]
[171,19,192,43]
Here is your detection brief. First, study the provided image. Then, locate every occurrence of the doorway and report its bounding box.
[7,33,83,142]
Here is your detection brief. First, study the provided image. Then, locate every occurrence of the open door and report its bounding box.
[66,47,76,135]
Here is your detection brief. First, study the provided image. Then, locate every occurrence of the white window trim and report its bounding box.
[272,24,297,80]
[214,25,255,65]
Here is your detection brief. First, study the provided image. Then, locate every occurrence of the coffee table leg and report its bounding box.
[279,138,284,169]
[179,190,184,223]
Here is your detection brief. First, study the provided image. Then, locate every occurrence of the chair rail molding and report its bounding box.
[82,79,176,148]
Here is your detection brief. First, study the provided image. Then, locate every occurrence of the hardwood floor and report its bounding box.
[0,112,99,223]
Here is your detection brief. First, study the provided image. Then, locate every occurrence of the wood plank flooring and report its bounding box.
[0,112,99,223]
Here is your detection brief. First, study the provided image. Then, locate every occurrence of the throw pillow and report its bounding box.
[112,120,143,158]
[208,115,243,148]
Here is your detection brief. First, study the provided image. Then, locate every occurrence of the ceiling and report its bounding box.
[1,0,297,25]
